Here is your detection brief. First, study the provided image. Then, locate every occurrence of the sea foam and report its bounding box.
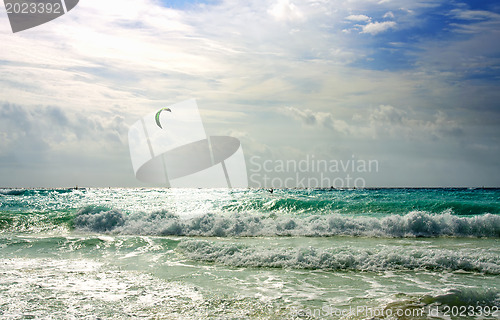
[177,240,500,274]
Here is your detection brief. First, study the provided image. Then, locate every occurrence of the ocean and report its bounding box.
[0,188,499,319]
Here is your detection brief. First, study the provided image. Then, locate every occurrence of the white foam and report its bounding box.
[74,207,500,238]
[178,240,500,274]
[0,258,204,319]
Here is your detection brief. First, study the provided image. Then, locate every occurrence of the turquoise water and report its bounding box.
[0,188,499,319]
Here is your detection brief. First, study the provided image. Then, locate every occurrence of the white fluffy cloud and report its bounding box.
[361,21,397,34]
[346,14,371,22]
[268,0,305,22]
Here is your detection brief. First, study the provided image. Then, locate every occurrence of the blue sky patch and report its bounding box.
[159,0,219,10]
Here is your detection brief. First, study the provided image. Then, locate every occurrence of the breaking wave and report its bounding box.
[72,206,500,238]
[0,189,27,196]
[0,188,75,196]
[177,240,500,274]
[74,206,125,232]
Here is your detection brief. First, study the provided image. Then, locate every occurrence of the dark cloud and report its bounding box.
[0,102,132,187]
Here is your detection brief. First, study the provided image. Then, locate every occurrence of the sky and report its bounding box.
[0,0,499,188]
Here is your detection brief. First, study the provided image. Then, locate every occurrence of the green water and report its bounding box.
[0,188,499,319]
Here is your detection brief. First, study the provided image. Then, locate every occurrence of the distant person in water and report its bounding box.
[269,188,273,194]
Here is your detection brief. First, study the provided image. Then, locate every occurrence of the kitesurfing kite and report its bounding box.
[155,107,171,129]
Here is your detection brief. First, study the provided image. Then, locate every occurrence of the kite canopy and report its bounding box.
[155,107,171,129]
[128,99,248,188]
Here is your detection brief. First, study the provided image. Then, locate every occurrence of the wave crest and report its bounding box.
[73,208,500,238]
[178,240,500,274]
[74,206,125,232]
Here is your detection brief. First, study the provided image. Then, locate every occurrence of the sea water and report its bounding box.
[0,188,499,319]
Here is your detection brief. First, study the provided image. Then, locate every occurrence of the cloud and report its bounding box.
[268,0,304,22]
[450,9,500,21]
[383,11,395,19]
[414,7,500,83]
[0,102,127,156]
[368,105,405,125]
[0,0,499,186]
[345,14,371,22]
[361,21,397,35]
[366,105,464,139]
[0,101,133,186]
[278,106,350,133]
